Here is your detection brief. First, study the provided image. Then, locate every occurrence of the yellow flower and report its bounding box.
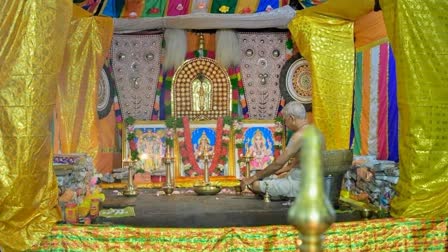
[219,5,230,13]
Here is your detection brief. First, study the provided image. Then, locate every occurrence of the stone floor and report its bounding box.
[97,188,362,228]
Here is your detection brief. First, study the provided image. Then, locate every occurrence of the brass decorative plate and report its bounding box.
[97,65,115,119]
[172,57,231,120]
[280,54,312,112]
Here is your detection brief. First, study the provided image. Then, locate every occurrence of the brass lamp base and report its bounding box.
[162,185,175,195]
[123,185,138,197]
[242,184,254,194]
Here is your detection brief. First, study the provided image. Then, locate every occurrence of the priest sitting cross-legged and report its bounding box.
[240,101,325,199]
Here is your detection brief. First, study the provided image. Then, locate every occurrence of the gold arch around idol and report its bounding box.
[171,57,232,120]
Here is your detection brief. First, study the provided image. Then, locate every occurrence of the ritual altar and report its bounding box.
[96,189,361,228]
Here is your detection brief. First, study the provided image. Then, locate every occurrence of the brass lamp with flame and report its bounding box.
[288,126,335,252]
[193,150,222,195]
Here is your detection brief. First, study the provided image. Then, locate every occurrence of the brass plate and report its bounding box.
[280,54,312,112]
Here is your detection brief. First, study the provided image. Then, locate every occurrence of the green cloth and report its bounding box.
[142,0,167,17]
[210,0,237,14]
[99,207,136,218]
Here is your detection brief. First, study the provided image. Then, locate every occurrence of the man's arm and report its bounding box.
[274,157,298,175]
[241,133,303,185]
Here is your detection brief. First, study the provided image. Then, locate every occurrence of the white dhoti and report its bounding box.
[259,168,302,198]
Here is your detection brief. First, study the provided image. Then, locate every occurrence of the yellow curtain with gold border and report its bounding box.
[56,6,113,168]
[380,0,448,217]
[288,13,355,150]
[0,1,71,250]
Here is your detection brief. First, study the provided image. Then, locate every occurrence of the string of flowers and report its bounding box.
[219,116,232,173]
[273,117,285,150]
[164,117,178,148]
[125,117,139,161]
[167,117,231,177]
[232,118,249,175]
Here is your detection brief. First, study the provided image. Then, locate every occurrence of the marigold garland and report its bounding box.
[166,117,231,177]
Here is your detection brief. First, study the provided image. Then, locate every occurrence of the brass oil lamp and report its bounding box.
[162,145,175,195]
[193,150,221,195]
[239,145,254,193]
[123,159,138,197]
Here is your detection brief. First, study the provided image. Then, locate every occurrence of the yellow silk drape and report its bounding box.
[56,6,113,168]
[380,0,448,217]
[300,0,375,21]
[0,1,71,251]
[289,13,354,150]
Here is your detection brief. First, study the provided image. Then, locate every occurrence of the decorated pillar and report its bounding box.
[0,1,71,250]
[289,13,355,150]
[381,0,448,217]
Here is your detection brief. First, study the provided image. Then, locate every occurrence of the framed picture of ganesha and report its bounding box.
[175,119,234,178]
[122,120,170,177]
[233,120,285,178]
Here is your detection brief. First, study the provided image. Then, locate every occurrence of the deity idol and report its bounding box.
[246,129,274,171]
[138,131,165,172]
[191,73,212,111]
[194,131,214,169]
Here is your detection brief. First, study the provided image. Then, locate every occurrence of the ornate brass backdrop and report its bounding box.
[112,34,163,120]
[238,32,288,119]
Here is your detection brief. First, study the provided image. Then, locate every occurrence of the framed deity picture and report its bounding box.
[175,118,234,178]
[122,120,169,179]
[233,120,285,178]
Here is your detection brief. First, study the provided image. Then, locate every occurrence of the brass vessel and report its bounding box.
[193,184,222,195]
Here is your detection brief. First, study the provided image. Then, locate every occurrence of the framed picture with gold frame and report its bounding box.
[122,120,169,178]
[174,119,235,180]
[233,120,285,178]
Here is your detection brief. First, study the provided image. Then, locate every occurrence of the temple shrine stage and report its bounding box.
[98,189,361,228]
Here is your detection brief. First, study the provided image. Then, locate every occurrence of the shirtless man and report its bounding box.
[240,101,324,198]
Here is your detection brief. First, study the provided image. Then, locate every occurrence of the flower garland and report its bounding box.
[183,117,222,176]
[125,117,139,161]
[167,117,231,177]
[273,117,285,145]
[164,117,178,148]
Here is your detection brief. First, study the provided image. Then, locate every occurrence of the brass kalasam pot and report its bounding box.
[193,184,222,195]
